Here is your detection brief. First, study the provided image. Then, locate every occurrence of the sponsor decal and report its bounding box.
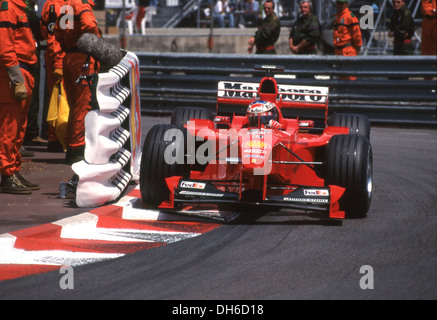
[243,154,265,159]
[303,189,329,196]
[283,197,329,203]
[219,82,259,99]
[218,82,328,104]
[247,101,275,113]
[180,181,206,190]
[242,139,270,160]
[243,140,271,149]
[179,191,224,197]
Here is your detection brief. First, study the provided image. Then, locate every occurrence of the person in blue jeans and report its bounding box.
[214,0,235,28]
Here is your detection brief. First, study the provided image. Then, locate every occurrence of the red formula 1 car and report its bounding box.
[140,66,373,219]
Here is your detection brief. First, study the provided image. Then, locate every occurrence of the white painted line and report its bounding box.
[97,228,200,243]
[121,206,196,221]
[113,195,139,208]
[53,211,200,242]
[0,233,17,253]
[0,247,124,266]
[0,233,123,266]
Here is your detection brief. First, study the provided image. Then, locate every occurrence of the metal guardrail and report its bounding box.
[136,52,437,126]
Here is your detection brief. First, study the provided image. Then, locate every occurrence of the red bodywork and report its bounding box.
[160,74,349,219]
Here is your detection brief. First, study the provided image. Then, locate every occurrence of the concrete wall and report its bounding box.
[103,28,295,54]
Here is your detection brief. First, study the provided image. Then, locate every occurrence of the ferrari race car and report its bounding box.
[139,66,373,219]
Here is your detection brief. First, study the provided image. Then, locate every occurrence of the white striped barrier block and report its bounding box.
[73,51,142,208]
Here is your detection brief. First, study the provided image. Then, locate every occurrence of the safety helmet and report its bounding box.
[247,100,279,127]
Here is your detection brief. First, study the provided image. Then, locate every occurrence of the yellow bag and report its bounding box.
[47,82,69,150]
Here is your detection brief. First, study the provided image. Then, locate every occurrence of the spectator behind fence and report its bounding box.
[389,0,415,55]
[289,0,321,54]
[0,0,40,194]
[240,0,260,28]
[421,0,436,55]
[214,0,235,28]
[247,0,280,54]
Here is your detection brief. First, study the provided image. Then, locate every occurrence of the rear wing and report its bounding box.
[217,81,329,120]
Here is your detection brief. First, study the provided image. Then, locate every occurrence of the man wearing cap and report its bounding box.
[389,0,415,55]
[333,0,362,57]
[289,0,321,54]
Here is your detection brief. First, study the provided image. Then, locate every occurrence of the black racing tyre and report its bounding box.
[171,107,213,127]
[325,134,373,218]
[328,113,371,140]
[140,124,188,206]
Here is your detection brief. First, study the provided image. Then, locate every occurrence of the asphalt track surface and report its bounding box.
[0,115,436,300]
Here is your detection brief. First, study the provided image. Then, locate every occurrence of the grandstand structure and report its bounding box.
[101,0,425,55]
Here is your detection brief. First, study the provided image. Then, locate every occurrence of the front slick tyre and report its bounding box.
[325,134,373,219]
[140,124,187,206]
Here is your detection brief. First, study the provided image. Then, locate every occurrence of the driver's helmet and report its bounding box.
[246,100,279,127]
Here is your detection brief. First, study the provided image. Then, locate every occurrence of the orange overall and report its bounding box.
[421,0,436,55]
[41,0,65,95]
[0,0,37,176]
[41,0,65,142]
[333,7,362,56]
[54,0,100,152]
[333,7,362,80]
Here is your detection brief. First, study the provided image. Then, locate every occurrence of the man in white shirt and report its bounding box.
[214,0,235,28]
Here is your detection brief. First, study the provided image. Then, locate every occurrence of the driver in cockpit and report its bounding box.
[246,100,283,129]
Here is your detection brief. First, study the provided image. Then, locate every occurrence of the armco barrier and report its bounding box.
[136,53,437,126]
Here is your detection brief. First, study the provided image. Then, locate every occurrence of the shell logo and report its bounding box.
[243,140,271,149]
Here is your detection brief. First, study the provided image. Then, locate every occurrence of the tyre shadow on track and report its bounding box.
[226,205,344,227]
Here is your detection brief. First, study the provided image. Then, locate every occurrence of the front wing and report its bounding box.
[161,178,346,219]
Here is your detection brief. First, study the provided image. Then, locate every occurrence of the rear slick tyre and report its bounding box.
[171,107,213,127]
[328,113,371,140]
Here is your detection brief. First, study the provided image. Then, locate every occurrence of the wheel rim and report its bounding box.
[366,148,373,201]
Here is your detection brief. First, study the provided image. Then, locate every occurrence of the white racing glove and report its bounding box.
[268,119,283,130]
